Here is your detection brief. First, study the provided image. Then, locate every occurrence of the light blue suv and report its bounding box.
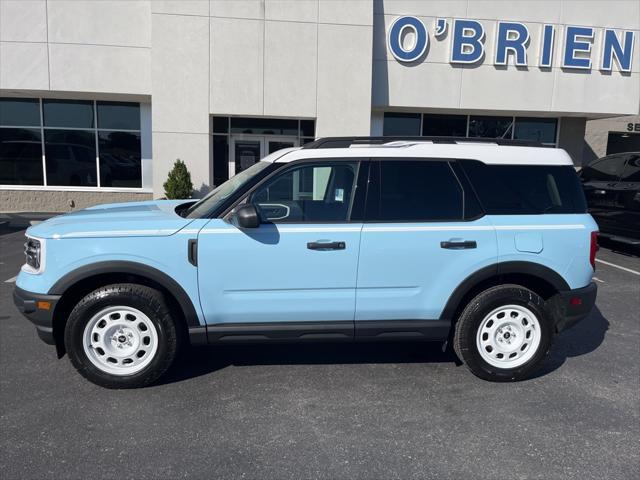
[14,137,599,388]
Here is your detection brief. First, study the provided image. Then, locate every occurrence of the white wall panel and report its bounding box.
[47,0,150,47]
[0,42,49,90]
[0,0,47,42]
[151,1,209,16]
[210,17,264,115]
[317,24,372,136]
[372,60,461,109]
[152,14,209,133]
[49,44,150,94]
[263,20,317,117]
[265,0,318,23]
[210,0,263,20]
[319,0,373,26]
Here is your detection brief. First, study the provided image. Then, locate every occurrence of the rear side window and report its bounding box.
[367,160,463,221]
[461,160,587,214]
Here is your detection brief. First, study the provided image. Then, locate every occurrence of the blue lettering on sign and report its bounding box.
[387,16,428,62]
[450,19,485,63]
[563,26,595,69]
[386,16,635,73]
[435,18,447,38]
[495,22,529,66]
[539,24,555,68]
[601,29,635,72]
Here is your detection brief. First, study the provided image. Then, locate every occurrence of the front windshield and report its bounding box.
[185,161,271,218]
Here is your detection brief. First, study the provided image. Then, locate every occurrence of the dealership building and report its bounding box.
[1,0,639,212]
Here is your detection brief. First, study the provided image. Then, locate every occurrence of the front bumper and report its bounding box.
[547,282,598,333]
[13,286,61,345]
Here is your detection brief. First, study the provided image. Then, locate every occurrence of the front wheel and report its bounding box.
[64,284,178,388]
[453,284,553,382]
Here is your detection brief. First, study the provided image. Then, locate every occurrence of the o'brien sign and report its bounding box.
[387,16,636,72]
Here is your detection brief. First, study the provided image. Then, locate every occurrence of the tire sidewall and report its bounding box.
[65,286,175,388]
[459,286,553,381]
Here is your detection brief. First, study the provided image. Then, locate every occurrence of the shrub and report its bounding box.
[163,159,193,199]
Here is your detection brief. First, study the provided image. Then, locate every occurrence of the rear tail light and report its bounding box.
[589,231,599,270]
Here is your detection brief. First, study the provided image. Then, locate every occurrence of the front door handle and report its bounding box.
[440,240,477,250]
[307,241,346,251]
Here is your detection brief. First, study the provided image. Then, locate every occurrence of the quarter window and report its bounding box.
[462,161,587,214]
[249,162,359,222]
[367,160,463,222]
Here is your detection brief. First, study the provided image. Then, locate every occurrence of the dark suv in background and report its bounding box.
[580,152,640,246]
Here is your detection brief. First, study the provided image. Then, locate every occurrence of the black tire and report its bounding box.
[453,284,553,382]
[64,283,178,389]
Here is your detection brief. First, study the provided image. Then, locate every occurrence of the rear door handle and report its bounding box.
[440,240,477,250]
[307,241,346,250]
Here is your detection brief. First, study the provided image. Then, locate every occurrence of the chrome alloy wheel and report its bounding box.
[82,306,158,376]
[476,304,541,369]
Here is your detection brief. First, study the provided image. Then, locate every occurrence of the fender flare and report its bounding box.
[49,261,201,327]
[439,261,570,321]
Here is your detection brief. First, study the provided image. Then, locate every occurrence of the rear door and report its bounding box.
[354,159,497,338]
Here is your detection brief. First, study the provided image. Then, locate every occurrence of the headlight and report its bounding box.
[23,237,44,273]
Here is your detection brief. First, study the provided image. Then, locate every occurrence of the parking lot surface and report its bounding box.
[1,227,639,480]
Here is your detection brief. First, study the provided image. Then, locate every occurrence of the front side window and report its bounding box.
[249,162,359,222]
[367,160,463,222]
[580,155,627,182]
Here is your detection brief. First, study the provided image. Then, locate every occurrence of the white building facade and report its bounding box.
[1,0,639,212]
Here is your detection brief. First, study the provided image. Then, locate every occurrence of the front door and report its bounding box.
[230,136,298,177]
[197,160,365,334]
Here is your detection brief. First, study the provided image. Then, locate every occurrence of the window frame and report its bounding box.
[222,158,369,224]
[364,157,481,224]
[0,97,148,192]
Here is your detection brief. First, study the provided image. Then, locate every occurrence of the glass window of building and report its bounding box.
[468,116,513,138]
[0,98,40,127]
[43,99,94,128]
[383,112,421,136]
[422,114,467,137]
[0,97,142,188]
[514,118,557,144]
[0,127,43,185]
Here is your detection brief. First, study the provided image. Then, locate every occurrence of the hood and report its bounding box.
[27,200,197,239]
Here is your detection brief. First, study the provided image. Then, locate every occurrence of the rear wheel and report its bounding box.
[453,284,553,381]
[65,284,178,388]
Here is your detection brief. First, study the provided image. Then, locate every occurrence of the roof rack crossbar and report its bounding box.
[301,136,542,149]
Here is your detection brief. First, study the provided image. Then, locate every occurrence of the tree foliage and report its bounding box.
[163,159,193,199]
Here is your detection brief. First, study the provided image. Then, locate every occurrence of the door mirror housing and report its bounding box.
[232,203,261,229]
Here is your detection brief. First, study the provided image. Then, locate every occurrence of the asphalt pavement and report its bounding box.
[1,226,638,480]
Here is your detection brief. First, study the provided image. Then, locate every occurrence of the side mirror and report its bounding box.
[233,204,261,229]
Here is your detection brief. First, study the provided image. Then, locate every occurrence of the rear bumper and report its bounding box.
[12,286,60,345]
[547,282,598,333]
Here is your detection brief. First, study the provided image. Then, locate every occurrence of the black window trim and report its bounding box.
[363,157,482,224]
[219,158,370,224]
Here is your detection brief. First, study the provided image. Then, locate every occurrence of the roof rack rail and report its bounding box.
[301,136,542,149]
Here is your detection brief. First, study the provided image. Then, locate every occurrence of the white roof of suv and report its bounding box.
[264,141,573,166]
